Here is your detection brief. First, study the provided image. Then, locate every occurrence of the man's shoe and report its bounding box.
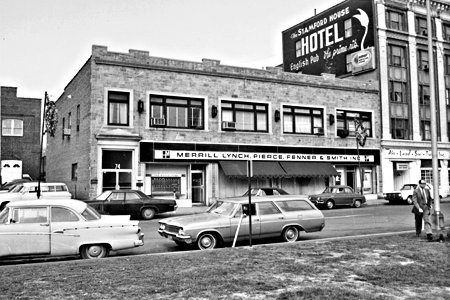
[427,234,433,242]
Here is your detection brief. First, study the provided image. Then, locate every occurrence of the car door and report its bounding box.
[229,203,260,242]
[123,192,144,215]
[50,206,82,256]
[104,192,125,215]
[0,207,50,257]
[256,201,286,239]
[275,199,324,232]
[334,187,349,205]
[343,187,355,205]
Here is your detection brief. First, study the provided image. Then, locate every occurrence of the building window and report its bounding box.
[388,45,406,67]
[346,54,352,73]
[446,89,450,140]
[386,10,406,31]
[62,117,65,140]
[221,101,268,132]
[445,55,450,75]
[76,105,80,131]
[72,163,78,181]
[149,95,204,129]
[283,106,324,135]
[295,41,301,57]
[416,17,428,36]
[336,110,372,137]
[344,19,352,38]
[389,81,407,102]
[422,169,440,186]
[419,85,431,140]
[417,49,429,71]
[68,112,72,130]
[2,119,23,136]
[390,118,409,139]
[108,91,129,126]
[443,23,450,42]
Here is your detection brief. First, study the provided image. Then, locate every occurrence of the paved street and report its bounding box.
[110,200,450,257]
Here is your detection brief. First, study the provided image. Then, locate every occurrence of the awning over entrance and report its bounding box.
[279,162,339,177]
[220,161,339,178]
[219,161,287,178]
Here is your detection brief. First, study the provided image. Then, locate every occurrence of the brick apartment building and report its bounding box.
[45,45,380,205]
[282,0,450,196]
[0,87,42,183]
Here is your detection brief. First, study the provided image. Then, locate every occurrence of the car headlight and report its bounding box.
[159,223,166,230]
[178,228,185,235]
[308,196,311,200]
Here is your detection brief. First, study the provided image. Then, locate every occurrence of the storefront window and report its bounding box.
[151,177,181,194]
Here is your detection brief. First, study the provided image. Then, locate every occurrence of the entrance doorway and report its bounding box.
[191,165,205,204]
[101,150,133,192]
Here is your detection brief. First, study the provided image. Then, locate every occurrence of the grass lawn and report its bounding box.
[1,233,449,300]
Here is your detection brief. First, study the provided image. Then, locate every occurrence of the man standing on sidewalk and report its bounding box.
[412,179,433,241]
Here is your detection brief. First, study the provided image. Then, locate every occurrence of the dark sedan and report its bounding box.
[85,190,177,220]
[308,185,366,209]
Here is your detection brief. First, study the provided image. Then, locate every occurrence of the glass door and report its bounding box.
[191,171,204,204]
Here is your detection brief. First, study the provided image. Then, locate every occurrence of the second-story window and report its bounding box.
[336,110,372,138]
[386,10,406,31]
[149,95,204,129]
[221,101,268,132]
[108,91,129,126]
[388,45,406,67]
[2,119,23,136]
[283,106,324,135]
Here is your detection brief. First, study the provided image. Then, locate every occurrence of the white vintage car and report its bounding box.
[0,199,144,259]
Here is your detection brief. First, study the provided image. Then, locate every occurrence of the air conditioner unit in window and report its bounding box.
[222,121,236,130]
[422,64,429,71]
[422,30,428,36]
[63,128,71,136]
[313,127,324,135]
[337,129,349,138]
[151,118,165,126]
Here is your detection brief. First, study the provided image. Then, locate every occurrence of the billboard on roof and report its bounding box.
[282,0,375,76]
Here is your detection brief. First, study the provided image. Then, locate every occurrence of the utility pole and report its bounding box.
[426,0,443,240]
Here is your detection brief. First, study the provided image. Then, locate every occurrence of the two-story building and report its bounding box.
[45,45,380,205]
[0,87,42,183]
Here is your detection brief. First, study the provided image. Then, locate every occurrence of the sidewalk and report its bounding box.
[162,195,450,217]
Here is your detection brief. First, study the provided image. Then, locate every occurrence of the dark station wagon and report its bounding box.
[85,190,177,220]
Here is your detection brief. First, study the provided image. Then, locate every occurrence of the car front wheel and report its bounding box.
[80,244,109,259]
[141,207,156,220]
[197,233,217,250]
[325,200,335,209]
[353,199,362,208]
[282,226,299,242]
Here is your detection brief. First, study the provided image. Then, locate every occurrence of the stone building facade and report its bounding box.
[0,87,42,183]
[45,45,380,204]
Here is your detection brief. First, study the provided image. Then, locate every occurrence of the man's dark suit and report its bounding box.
[412,186,433,236]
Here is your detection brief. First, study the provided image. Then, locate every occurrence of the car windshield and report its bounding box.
[0,208,8,224]
[401,185,413,191]
[243,189,259,196]
[9,185,25,193]
[323,187,337,193]
[95,191,112,201]
[206,201,238,216]
[82,205,101,220]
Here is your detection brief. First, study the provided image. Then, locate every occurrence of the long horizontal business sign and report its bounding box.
[155,150,374,162]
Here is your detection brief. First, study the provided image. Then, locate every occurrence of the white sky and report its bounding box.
[0,0,343,99]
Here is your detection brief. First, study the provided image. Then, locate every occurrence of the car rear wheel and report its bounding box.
[80,244,109,259]
[353,200,362,208]
[141,207,156,220]
[197,233,217,250]
[406,196,413,205]
[325,200,335,209]
[282,226,299,242]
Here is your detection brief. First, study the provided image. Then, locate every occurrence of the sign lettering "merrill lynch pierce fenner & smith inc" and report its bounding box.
[282,0,375,76]
[154,150,375,162]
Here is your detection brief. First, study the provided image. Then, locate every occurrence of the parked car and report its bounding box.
[0,199,144,259]
[0,179,31,192]
[384,183,442,205]
[242,187,289,197]
[158,195,325,250]
[0,182,72,211]
[308,185,366,209]
[85,190,177,220]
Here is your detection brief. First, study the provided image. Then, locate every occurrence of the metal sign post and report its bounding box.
[247,160,253,247]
